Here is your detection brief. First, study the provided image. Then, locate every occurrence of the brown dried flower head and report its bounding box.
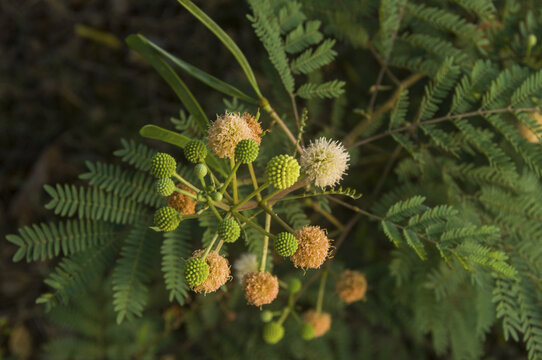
[290,226,331,269]
[207,112,262,158]
[167,184,196,215]
[190,250,231,294]
[303,310,331,337]
[336,269,367,303]
[242,271,279,306]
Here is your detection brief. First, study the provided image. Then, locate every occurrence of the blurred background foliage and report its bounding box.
[1,0,262,358]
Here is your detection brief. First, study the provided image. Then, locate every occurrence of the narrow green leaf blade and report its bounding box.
[176,0,262,98]
[126,35,209,132]
[132,34,258,104]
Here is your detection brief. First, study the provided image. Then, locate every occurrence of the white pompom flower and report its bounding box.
[300,137,350,188]
[233,253,259,284]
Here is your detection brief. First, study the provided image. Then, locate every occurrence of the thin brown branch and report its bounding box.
[349,106,539,149]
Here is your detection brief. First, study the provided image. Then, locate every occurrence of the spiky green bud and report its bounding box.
[288,278,302,294]
[300,323,315,340]
[263,322,284,344]
[211,192,223,202]
[235,139,259,164]
[184,140,208,164]
[150,153,176,178]
[265,154,300,189]
[217,219,241,243]
[184,257,210,287]
[261,310,273,323]
[274,232,298,257]
[155,178,176,196]
[194,163,208,179]
[154,207,180,232]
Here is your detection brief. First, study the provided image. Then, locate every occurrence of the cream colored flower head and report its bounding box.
[207,112,262,158]
[233,252,259,284]
[300,137,350,188]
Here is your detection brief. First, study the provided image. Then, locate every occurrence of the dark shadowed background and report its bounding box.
[0,1,260,357]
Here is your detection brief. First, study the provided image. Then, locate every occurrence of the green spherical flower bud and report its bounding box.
[300,323,315,340]
[211,192,223,202]
[235,139,259,164]
[529,34,537,47]
[288,278,302,294]
[155,178,176,196]
[274,232,298,257]
[217,219,241,243]
[154,207,180,232]
[194,163,208,179]
[265,154,300,189]
[150,153,176,178]
[183,257,210,287]
[184,140,208,164]
[261,310,274,323]
[262,322,284,344]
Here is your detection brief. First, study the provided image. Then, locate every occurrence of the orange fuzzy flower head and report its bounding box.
[335,270,367,303]
[242,271,279,306]
[303,310,331,337]
[207,112,262,158]
[167,184,196,215]
[290,226,331,269]
[190,250,231,294]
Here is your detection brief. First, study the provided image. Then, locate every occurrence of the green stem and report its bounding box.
[219,161,241,195]
[247,163,262,201]
[173,172,200,193]
[261,188,284,204]
[202,233,219,260]
[316,269,328,314]
[179,213,212,220]
[230,157,238,202]
[233,211,275,240]
[259,214,271,272]
[208,199,223,221]
[172,187,198,200]
[277,307,291,325]
[259,203,294,233]
[232,182,270,211]
[215,239,225,253]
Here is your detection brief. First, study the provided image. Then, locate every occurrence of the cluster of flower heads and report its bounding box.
[147,111,360,344]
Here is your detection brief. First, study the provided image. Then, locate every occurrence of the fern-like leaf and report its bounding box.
[161,225,192,305]
[112,220,158,324]
[113,138,154,171]
[290,39,337,75]
[44,184,143,224]
[296,80,345,99]
[6,220,114,263]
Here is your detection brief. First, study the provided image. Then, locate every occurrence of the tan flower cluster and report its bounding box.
[290,226,331,269]
[519,112,542,143]
[167,184,196,215]
[303,310,331,337]
[190,250,231,294]
[335,270,367,303]
[242,271,279,306]
[207,112,262,158]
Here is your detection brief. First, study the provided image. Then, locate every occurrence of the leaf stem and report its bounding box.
[259,203,294,233]
[316,268,328,314]
[220,161,241,195]
[230,157,238,202]
[173,172,200,192]
[247,163,262,201]
[202,233,219,260]
[260,214,271,272]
